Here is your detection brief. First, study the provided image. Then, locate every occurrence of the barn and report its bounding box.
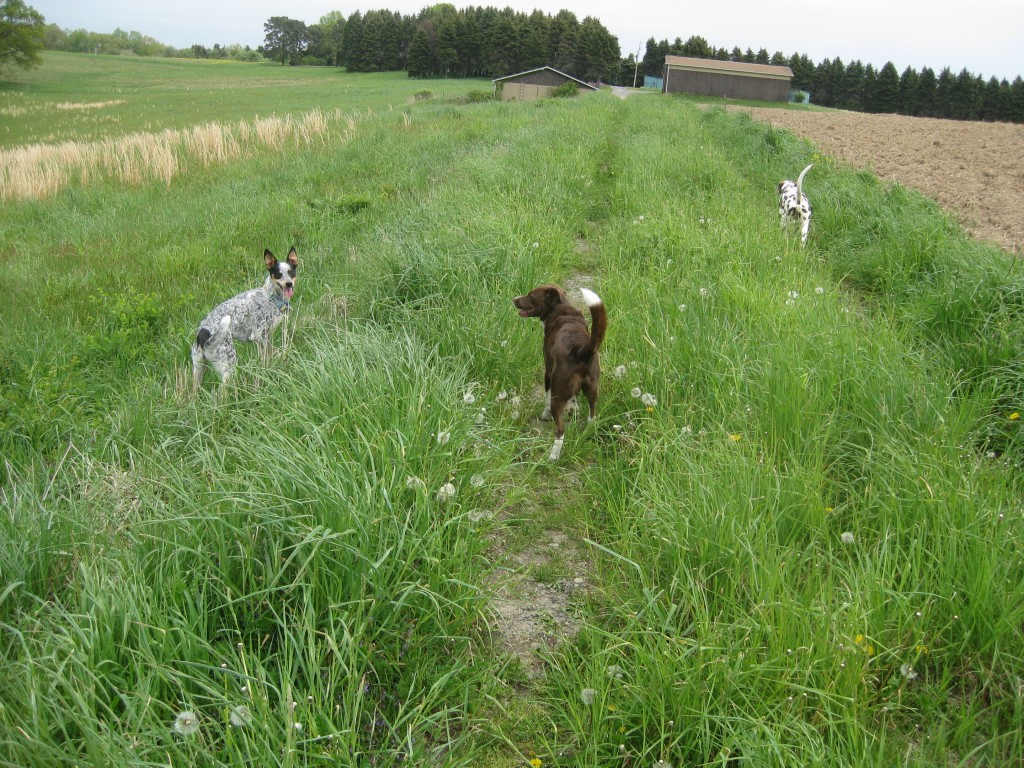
[662,56,793,103]
[492,67,599,102]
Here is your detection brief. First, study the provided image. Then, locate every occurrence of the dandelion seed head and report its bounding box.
[497,390,508,401]
[436,431,451,446]
[788,290,800,299]
[678,303,687,311]
[613,364,627,379]
[470,474,484,488]
[229,705,251,728]
[294,722,303,732]
[463,392,476,404]
[173,711,200,737]
[606,664,624,679]
[580,688,597,705]
[840,531,855,544]
[699,287,709,297]
[900,664,918,680]
[641,392,658,407]
[631,387,642,398]
[406,475,425,490]
[815,286,824,294]
[436,482,457,503]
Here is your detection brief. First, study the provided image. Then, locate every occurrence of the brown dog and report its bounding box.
[513,284,607,460]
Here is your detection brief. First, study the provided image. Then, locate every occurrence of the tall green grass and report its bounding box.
[1,66,1021,766]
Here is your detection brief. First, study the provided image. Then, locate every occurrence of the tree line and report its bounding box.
[641,35,1024,124]
[262,4,621,83]
[40,24,263,61]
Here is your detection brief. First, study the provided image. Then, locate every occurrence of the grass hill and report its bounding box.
[1,54,1022,767]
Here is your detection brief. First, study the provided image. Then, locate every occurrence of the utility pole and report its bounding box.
[632,43,641,88]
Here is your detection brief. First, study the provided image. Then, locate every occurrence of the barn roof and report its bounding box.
[664,56,794,80]
[491,66,599,90]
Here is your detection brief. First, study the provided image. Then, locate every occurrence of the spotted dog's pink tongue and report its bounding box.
[284,286,294,300]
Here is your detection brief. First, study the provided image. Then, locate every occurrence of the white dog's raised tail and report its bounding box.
[796,163,813,200]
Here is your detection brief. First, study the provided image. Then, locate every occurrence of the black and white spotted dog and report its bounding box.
[191,247,298,390]
[778,163,813,246]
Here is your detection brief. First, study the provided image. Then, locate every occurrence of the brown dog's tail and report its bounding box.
[576,288,606,362]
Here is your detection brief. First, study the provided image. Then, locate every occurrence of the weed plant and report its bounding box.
[0,57,1022,766]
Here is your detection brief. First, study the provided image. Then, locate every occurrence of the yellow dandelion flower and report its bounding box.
[1010,412,1020,421]
[730,434,742,442]
[854,634,865,645]
[607,704,617,712]
[530,759,542,768]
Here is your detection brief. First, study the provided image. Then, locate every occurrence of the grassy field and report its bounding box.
[0,52,484,146]
[1,54,1022,767]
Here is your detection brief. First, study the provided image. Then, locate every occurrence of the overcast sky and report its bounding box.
[30,0,1024,82]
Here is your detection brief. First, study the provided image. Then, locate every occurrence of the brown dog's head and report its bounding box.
[513,284,567,320]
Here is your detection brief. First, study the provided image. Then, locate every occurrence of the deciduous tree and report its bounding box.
[263,16,307,65]
[0,0,45,72]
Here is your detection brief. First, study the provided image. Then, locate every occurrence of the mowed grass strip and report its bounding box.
[0,74,1021,767]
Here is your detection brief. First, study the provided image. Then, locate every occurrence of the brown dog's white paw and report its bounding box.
[549,437,564,461]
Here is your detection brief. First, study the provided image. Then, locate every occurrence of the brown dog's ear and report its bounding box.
[545,286,563,306]
[287,247,298,272]
[264,249,276,270]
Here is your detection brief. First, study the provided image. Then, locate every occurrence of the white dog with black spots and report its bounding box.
[778,163,813,247]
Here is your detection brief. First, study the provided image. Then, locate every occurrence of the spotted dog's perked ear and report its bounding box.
[287,247,298,274]
[264,249,277,271]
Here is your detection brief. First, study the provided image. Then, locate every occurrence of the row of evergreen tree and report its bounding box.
[263,4,621,82]
[641,36,1024,124]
